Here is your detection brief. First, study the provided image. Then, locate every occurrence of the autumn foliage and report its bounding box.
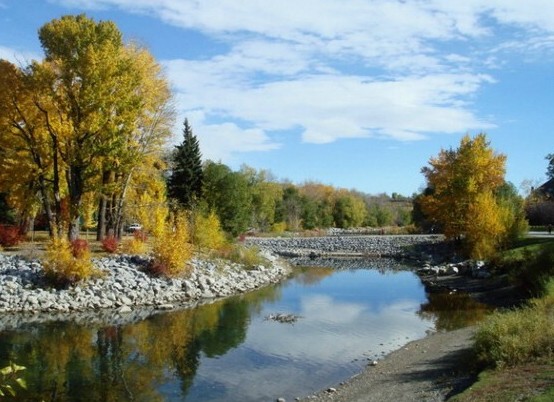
[192,211,227,251]
[70,239,89,258]
[0,225,23,247]
[148,212,193,277]
[121,231,148,255]
[101,236,119,253]
[43,236,98,287]
[419,134,523,259]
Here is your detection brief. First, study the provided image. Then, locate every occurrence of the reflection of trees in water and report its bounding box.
[292,266,335,286]
[199,300,250,357]
[418,292,490,331]
[0,283,282,401]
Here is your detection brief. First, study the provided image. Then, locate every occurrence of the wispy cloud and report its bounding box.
[46,0,554,160]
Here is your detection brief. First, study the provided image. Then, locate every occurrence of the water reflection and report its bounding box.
[418,291,491,331]
[0,267,438,402]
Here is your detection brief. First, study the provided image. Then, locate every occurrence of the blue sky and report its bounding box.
[1,1,553,196]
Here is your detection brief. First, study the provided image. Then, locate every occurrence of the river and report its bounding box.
[0,261,486,401]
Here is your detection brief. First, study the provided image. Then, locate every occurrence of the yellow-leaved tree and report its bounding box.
[192,210,227,251]
[149,212,193,277]
[420,133,520,259]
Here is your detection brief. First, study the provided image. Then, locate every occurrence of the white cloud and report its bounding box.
[48,0,554,161]
[166,55,495,146]
[172,110,281,162]
[0,46,39,66]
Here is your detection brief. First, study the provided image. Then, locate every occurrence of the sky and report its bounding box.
[1,0,553,196]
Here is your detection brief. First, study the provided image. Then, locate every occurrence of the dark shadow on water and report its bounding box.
[418,291,491,331]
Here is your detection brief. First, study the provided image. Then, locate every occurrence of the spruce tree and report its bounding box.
[168,119,203,209]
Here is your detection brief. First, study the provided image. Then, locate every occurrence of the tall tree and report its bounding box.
[0,60,59,234]
[95,45,173,240]
[239,166,282,231]
[31,14,170,240]
[333,190,367,228]
[201,161,251,236]
[168,119,203,210]
[0,15,173,240]
[419,133,511,258]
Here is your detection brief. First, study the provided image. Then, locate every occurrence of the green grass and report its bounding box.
[451,277,554,401]
[451,361,554,402]
[499,237,554,261]
[450,240,554,402]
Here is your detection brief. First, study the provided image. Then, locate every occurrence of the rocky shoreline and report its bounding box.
[0,235,462,325]
[2,234,512,401]
[245,234,446,259]
[0,250,290,328]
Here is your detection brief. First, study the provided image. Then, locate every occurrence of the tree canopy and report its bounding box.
[168,119,203,210]
[0,14,173,239]
[419,133,525,258]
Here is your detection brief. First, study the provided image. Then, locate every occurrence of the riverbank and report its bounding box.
[0,250,291,329]
[245,234,446,259]
[300,326,476,402]
[299,271,525,402]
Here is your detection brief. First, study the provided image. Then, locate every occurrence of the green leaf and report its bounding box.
[0,387,5,396]
[0,366,13,375]
[15,377,27,389]
[4,384,15,396]
[11,363,26,372]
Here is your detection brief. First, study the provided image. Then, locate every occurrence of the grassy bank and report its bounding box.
[451,239,554,401]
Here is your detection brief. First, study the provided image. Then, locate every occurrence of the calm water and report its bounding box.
[0,264,480,401]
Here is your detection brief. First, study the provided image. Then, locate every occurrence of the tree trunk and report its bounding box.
[113,171,133,239]
[96,170,112,240]
[67,164,84,241]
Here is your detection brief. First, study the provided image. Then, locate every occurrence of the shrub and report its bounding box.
[70,239,89,258]
[474,282,554,369]
[0,225,23,247]
[43,235,98,287]
[101,236,119,253]
[271,221,287,234]
[133,230,147,242]
[192,211,227,251]
[120,230,149,255]
[121,237,148,255]
[514,244,554,297]
[148,213,193,277]
[218,244,268,269]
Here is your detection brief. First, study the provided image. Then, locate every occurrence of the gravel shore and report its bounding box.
[0,250,291,330]
[300,326,476,402]
[298,271,523,402]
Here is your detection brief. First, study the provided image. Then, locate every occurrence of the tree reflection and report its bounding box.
[418,291,491,331]
[0,283,282,401]
[293,266,334,286]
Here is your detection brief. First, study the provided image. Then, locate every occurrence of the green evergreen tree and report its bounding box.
[168,119,203,209]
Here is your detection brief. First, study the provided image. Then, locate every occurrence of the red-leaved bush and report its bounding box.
[71,239,90,258]
[101,236,119,253]
[0,225,23,247]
